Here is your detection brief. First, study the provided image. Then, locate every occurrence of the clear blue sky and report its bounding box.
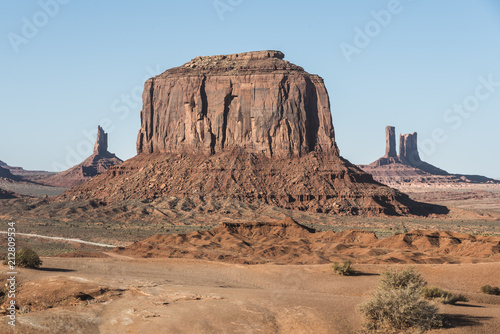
[1,0,499,178]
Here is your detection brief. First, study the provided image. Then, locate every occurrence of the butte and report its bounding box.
[60,51,444,216]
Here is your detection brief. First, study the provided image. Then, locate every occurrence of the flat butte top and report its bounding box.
[156,50,308,77]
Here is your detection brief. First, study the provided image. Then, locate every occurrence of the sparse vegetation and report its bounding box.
[358,267,442,333]
[332,259,354,276]
[422,286,468,305]
[480,285,500,295]
[3,247,42,268]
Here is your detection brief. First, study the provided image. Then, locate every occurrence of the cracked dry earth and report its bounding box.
[1,255,499,334]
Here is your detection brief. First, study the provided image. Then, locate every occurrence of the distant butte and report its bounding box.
[61,51,446,216]
[359,126,499,186]
[42,126,123,188]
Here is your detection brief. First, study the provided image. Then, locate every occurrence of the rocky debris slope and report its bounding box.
[42,126,123,188]
[60,51,445,216]
[60,147,448,216]
[113,217,500,264]
[360,126,499,186]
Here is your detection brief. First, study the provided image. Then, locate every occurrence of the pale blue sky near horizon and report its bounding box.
[1,0,499,178]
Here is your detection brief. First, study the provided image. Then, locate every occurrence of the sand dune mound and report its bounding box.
[376,230,500,258]
[113,218,500,264]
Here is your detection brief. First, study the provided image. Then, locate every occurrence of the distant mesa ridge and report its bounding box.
[0,165,16,179]
[360,126,498,185]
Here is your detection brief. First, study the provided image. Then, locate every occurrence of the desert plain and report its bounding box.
[0,51,499,334]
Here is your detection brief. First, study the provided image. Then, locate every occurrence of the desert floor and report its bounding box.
[1,256,499,334]
[0,183,499,333]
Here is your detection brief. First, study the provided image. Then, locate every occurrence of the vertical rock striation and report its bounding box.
[399,132,421,165]
[94,126,108,155]
[136,51,338,157]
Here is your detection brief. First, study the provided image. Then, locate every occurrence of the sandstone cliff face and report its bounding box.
[136,51,338,157]
[384,126,397,158]
[0,166,15,179]
[399,132,420,165]
[94,126,108,156]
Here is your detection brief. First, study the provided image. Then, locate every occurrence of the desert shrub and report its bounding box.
[378,267,426,291]
[480,285,500,295]
[2,248,42,269]
[332,259,354,276]
[422,286,468,305]
[358,267,442,333]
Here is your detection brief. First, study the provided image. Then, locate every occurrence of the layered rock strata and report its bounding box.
[136,50,338,157]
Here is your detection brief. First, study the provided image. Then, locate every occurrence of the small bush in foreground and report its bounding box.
[2,248,42,269]
[358,267,442,333]
[422,286,468,305]
[332,259,354,276]
[480,285,500,295]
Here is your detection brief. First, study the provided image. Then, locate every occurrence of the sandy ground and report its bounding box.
[1,256,499,334]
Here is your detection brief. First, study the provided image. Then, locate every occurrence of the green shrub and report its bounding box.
[332,259,354,276]
[358,267,442,333]
[2,248,42,269]
[422,286,468,305]
[480,285,500,295]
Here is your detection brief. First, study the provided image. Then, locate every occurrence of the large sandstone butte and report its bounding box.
[43,126,123,188]
[360,126,499,186]
[137,50,338,157]
[62,51,446,216]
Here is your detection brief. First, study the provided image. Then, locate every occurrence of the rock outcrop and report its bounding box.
[94,126,108,155]
[0,166,15,179]
[360,126,498,186]
[0,188,18,199]
[136,50,338,157]
[399,132,420,165]
[384,126,397,158]
[42,126,123,188]
[60,51,448,216]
